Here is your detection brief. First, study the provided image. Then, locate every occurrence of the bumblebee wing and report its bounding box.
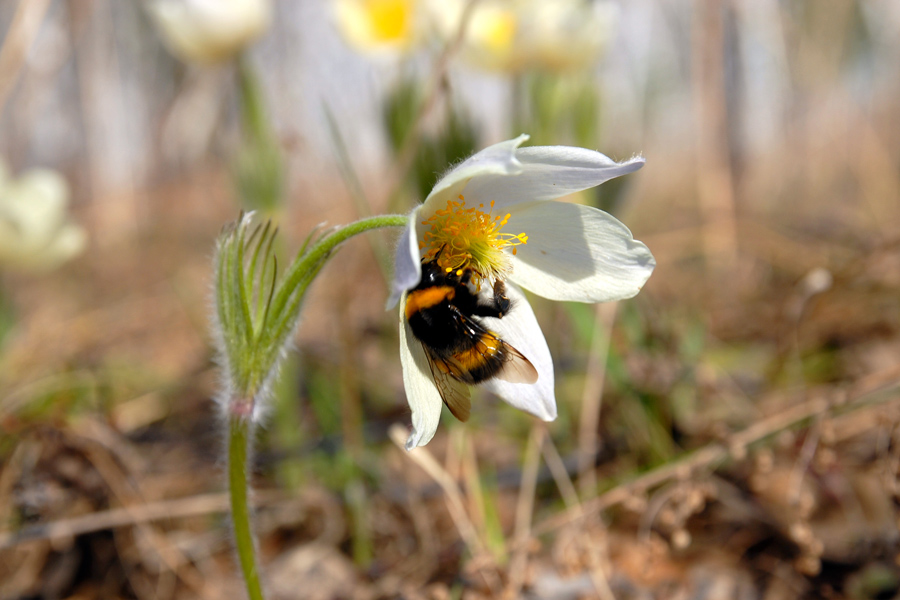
[423,346,472,422]
[496,341,539,384]
[453,311,539,385]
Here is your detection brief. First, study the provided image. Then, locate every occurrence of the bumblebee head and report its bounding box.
[418,259,446,287]
[419,245,453,285]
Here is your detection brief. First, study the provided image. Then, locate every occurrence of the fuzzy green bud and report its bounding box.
[213,213,322,421]
[212,212,409,421]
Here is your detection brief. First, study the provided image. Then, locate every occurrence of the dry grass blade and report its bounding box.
[388,425,483,556]
[388,424,503,595]
[0,491,284,550]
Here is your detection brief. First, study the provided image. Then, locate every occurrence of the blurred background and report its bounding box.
[1,0,899,598]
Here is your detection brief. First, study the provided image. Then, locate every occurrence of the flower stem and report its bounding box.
[236,53,270,147]
[234,52,283,213]
[268,214,408,326]
[290,214,408,288]
[228,414,264,600]
[220,213,407,600]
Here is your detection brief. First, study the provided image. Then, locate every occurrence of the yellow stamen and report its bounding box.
[420,195,528,287]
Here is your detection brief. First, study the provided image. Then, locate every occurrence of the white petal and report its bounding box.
[4,169,70,239]
[460,147,644,212]
[148,0,270,63]
[507,201,655,303]
[387,211,422,309]
[421,135,528,216]
[479,284,557,421]
[22,223,88,271]
[399,300,444,449]
[46,223,88,260]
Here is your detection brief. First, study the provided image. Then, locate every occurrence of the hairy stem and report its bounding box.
[268,214,408,326]
[228,415,264,600]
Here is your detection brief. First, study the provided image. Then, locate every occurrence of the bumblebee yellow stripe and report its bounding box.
[454,335,502,371]
[405,286,455,320]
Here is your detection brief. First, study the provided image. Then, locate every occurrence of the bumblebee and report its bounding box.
[404,260,538,421]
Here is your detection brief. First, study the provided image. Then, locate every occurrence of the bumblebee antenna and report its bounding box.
[424,243,448,266]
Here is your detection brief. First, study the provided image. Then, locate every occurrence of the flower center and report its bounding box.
[366,0,410,43]
[474,8,517,54]
[419,195,528,287]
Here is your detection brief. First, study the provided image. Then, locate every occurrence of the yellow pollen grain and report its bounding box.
[420,195,528,285]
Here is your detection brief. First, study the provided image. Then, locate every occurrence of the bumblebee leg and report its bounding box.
[471,279,512,319]
[492,279,511,316]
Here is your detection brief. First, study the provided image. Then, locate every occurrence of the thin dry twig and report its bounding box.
[787,419,821,506]
[541,428,581,511]
[0,491,283,550]
[637,482,685,543]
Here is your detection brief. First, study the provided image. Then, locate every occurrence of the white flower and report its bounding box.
[147,0,271,64]
[0,161,87,271]
[333,0,429,57]
[432,0,617,73]
[392,135,655,449]
[527,0,618,72]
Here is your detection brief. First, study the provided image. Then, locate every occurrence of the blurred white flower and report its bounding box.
[0,161,87,271]
[435,0,617,73]
[392,135,654,448]
[333,0,428,56]
[148,0,271,64]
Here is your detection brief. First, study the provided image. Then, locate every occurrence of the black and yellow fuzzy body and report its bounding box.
[404,260,538,421]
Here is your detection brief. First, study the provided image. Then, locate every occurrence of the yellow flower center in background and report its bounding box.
[420,196,528,287]
[366,0,410,43]
[477,9,517,54]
